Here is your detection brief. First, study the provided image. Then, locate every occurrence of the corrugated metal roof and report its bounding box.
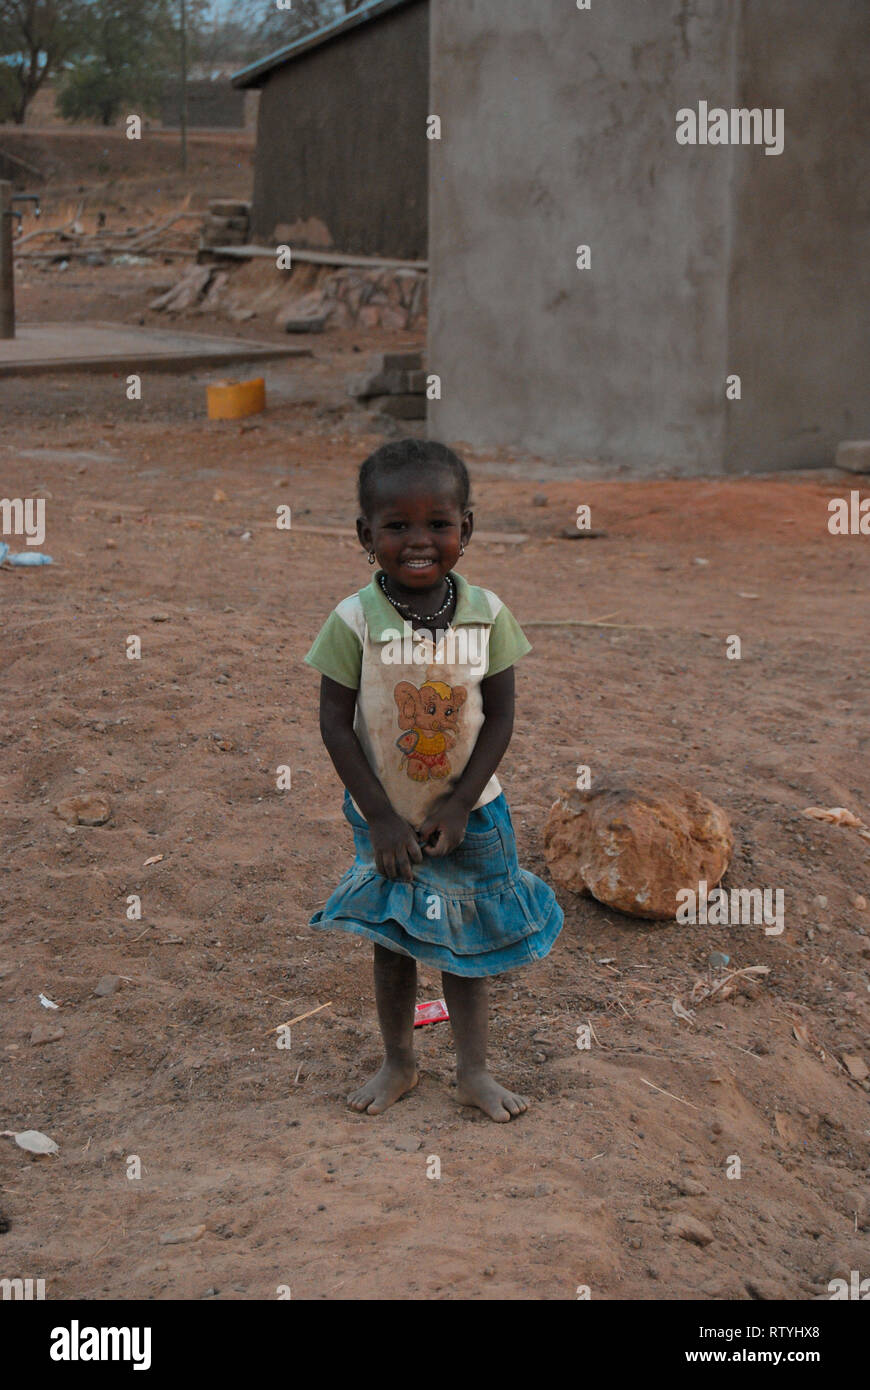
[232,0,423,89]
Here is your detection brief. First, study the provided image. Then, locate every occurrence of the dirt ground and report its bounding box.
[1,136,869,1302]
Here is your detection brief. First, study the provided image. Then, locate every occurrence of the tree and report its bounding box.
[180,1,369,70]
[210,0,368,67]
[0,0,87,123]
[56,0,176,126]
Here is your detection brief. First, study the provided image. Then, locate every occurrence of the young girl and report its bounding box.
[305,439,563,1123]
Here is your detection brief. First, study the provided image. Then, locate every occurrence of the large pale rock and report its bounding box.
[543,774,733,920]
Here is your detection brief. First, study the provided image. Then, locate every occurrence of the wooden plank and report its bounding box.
[206,245,428,272]
[18,248,198,262]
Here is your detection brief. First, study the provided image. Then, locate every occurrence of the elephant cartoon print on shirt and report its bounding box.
[393,678,468,782]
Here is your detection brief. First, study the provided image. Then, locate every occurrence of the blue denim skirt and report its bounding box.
[308,790,564,977]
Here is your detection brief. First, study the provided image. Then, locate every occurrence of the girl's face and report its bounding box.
[359,473,472,592]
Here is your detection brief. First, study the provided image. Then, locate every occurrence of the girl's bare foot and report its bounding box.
[348,1058,418,1115]
[456,1069,529,1123]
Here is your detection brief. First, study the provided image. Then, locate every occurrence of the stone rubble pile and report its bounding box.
[320,267,427,331]
[148,257,428,335]
[200,199,251,250]
[348,351,427,420]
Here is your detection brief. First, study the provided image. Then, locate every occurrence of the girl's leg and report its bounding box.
[348,943,418,1114]
[441,973,529,1123]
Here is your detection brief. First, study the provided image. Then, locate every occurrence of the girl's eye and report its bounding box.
[445,707,454,717]
[385,522,406,530]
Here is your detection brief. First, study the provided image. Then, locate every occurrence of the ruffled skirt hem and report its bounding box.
[309,870,564,977]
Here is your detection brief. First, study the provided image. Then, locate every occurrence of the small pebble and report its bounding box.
[667,1213,714,1247]
[30,1024,65,1046]
[159,1224,206,1245]
[675,1177,707,1197]
[394,1136,421,1153]
[56,792,111,826]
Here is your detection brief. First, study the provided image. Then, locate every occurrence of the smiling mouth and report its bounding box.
[402,558,438,569]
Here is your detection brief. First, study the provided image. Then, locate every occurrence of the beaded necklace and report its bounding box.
[378,570,455,624]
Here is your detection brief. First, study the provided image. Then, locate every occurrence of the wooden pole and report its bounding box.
[0,181,15,339]
[180,0,189,173]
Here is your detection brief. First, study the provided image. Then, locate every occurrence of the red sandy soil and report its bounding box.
[1,201,869,1301]
[2,127,254,210]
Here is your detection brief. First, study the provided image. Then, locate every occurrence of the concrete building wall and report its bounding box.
[428,1,870,473]
[725,1,870,470]
[251,0,428,259]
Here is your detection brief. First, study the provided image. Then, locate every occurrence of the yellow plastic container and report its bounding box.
[207,376,266,420]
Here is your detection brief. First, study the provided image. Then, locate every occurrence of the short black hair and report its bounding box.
[357,438,470,518]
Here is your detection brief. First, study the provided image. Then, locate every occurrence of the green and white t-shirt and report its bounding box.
[305,571,532,828]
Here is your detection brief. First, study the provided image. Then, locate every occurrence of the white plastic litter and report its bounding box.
[1,1129,59,1155]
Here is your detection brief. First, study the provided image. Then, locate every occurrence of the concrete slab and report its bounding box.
[0,322,312,377]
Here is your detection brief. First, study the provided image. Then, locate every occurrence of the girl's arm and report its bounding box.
[418,665,515,856]
[319,675,423,881]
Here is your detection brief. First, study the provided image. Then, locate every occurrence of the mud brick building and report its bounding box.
[233,0,429,260]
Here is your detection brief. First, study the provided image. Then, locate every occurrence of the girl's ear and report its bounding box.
[356,515,374,553]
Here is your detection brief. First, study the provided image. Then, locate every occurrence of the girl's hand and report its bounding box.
[418,797,470,857]
[369,810,424,882]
